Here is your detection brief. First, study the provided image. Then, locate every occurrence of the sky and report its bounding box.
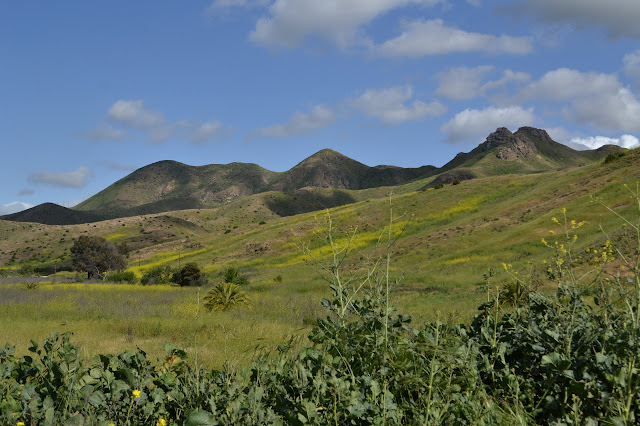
[2,0,640,214]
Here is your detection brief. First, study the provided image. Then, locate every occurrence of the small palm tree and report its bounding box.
[203,282,252,312]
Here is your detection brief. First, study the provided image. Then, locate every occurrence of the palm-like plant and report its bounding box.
[203,282,252,312]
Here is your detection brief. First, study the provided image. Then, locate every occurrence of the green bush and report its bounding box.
[171,263,205,287]
[140,266,174,285]
[107,270,137,284]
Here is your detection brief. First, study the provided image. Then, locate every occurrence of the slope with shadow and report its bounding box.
[0,203,106,225]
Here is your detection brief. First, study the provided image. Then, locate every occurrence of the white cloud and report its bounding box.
[517,68,619,102]
[107,100,172,142]
[435,66,494,100]
[623,50,640,86]
[28,167,94,188]
[435,67,531,100]
[515,68,640,134]
[350,86,446,125]
[256,104,336,137]
[250,0,443,48]
[440,106,535,143]
[570,87,640,133]
[377,19,533,57]
[506,0,640,39]
[178,120,230,143]
[569,135,640,150]
[0,202,34,215]
[77,124,126,142]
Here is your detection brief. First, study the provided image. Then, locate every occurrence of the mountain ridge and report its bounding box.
[1,127,624,225]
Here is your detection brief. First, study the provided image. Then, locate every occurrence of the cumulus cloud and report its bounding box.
[178,120,231,143]
[107,100,173,142]
[250,0,443,48]
[516,68,619,102]
[377,19,533,57]
[350,86,446,125]
[83,100,229,144]
[28,167,94,188]
[515,68,640,134]
[570,88,640,133]
[435,66,531,100]
[440,106,535,143]
[568,135,640,150]
[77,124,126,142]
[623,50,640,86]
[505,0,640,39]
[435,66,494,100]
[255,105,336,138]
[0,202,34,216]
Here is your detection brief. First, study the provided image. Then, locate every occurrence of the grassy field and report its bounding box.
[0,150,639,368]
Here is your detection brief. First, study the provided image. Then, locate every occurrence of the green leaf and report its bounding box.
[185,410,216,426]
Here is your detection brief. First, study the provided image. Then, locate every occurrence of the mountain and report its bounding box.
[74,160,277,216]
[421,127,624,188]
[1,127,624,225]
[267,149,436,192]
[439,127,622,176]
[0,203,106,225]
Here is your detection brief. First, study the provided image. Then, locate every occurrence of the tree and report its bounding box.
[203,282,252,312]
[70,235,128,280]
[171,262,205,287]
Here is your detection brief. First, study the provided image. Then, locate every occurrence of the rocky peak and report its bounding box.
[477,127,539,160]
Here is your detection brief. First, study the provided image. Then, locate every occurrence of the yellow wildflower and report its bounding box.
[552,217,559,224]
[17,422,25,426]
[132,389,141,399]
[157,420,168,426]
[561,207,567,214]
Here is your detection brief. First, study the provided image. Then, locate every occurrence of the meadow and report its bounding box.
[1,152,639,368]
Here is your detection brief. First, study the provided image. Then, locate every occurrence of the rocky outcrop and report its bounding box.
[480,127,537,160]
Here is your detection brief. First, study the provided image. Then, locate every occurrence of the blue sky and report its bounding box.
[2,0,640,214]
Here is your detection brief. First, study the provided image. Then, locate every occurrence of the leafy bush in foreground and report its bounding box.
[2,187,640,424]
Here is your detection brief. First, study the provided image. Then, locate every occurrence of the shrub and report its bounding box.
[140,266,174,285]
[171,263,205,287]
[107,270,137,284]
[604,151,626,164]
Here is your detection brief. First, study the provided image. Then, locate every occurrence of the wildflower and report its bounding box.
[552,217,559,224]
[548,230,555,234]
[132,389,141,399]
[17,422,25,426]
[561,207,567,214]
[157,420,168,426]
[542,260,547,265]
